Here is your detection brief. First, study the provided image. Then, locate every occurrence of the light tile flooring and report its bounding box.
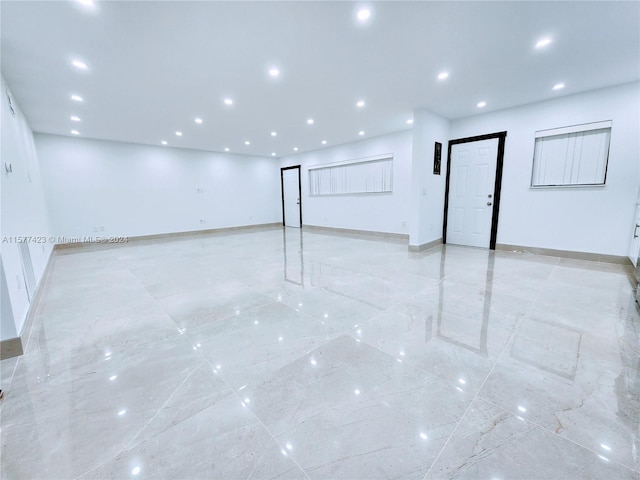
[1,227,639,479]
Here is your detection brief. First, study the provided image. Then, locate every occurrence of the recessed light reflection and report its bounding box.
[437,72,449,80]
[310,358,317,366]
[600,444,611,452]
[71,130,80,135]
[254,320,259,325]
[293,147,298,151]
[195,117,203,124]
[406,119,414,125]
[517,406,527,413]
[216,364,221,370]
[552,83,565,91]
[109,375,117,381]
[456,386,464,392]
[458,378,466,385]
[535,37,552,48]
[118,409,126,416]
[281,449,288,456]
[269,67,280,77]
[271,153,276,157]
[71,94,83,102]
[105,352,112,358]
[244,397,250,403]
[131,466,141,475]
[420,433,428,440]
[271,131,277,137]
[357,8,371,22]
[286,443,293,451]
[321,140,327,145]
[356,100,365,108]
[323,313,328,318]
[224,147,230,152]
[224,98,233,105]
[175,131,182,136]
[244,141,250,145]
[72,60,88,70]
[307,118,314,125]
[477,101,487,108]
[70,116,81,122]
[598,455,610,462]
[76,0,95,6]
[358,131,365,136]
[161,141,167,146]
[354,389,361,395]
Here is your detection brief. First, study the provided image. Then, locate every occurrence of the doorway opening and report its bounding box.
[442,131,507,249]
[280,165,302,228]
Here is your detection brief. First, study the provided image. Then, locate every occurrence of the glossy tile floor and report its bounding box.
[1,227,639,479]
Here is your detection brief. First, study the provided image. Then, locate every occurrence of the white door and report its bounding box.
[446,138,499,248]
[282,167,301,228]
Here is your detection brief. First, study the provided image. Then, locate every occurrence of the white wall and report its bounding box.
[35,134,282,238]
[409,110,450,247]
[450,82,640,256]
[279,130,413,235]
[1,75,53,339]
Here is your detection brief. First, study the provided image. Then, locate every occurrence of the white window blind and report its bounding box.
[309,154,393,196]
[531,121,611,187]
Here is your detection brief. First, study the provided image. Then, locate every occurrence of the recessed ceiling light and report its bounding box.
[535,37,552,48]
[406,119,414,125]
[72,59,88,70]
[437,72,449,80]
[269,67,280,77]
[70,94,83,102]
[321,140,327,145]
[70,116,81,122]
[161,141,167,145]
[271,131,277,137]
[195,117,203,124]
[76,0,95,6]
[175,131,183,136]
[70,130,80,135]
[358,131,365,136]
[224,147,230,151]
[552,82,565,90]
[357,8,371,22]
[224,98,233,106]
[271,152,276,156]
[307,118,314,125]
[244,141,250,145]
[356,100,365,108]
[293,147,298,151]
[477,101,487,108]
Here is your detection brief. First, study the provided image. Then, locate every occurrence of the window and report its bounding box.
[531,121,611,187]
[309,154,393,196]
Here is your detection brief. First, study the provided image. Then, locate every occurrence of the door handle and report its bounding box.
[487,202,493,206]
[635,223,639,238]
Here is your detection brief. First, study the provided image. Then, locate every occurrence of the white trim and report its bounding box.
[534,120,612,138]
[308,153,393,171]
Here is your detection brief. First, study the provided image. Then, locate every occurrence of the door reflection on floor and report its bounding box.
[435,249,493,357]
[283,227,304,286]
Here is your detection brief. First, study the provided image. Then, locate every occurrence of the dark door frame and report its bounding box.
[442,131,507,250]
[280,165,302,227]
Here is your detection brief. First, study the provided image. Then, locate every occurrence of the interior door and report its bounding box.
[281,166,301,228]
[446,138,499,248]
[629,200,640,267]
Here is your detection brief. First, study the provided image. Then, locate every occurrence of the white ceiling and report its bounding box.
[2,1,639,158]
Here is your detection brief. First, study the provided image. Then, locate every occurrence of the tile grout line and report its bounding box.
[193,350,313,480]
[73,359,207,480]
[477,396,640,475]
[421,255,560,479]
